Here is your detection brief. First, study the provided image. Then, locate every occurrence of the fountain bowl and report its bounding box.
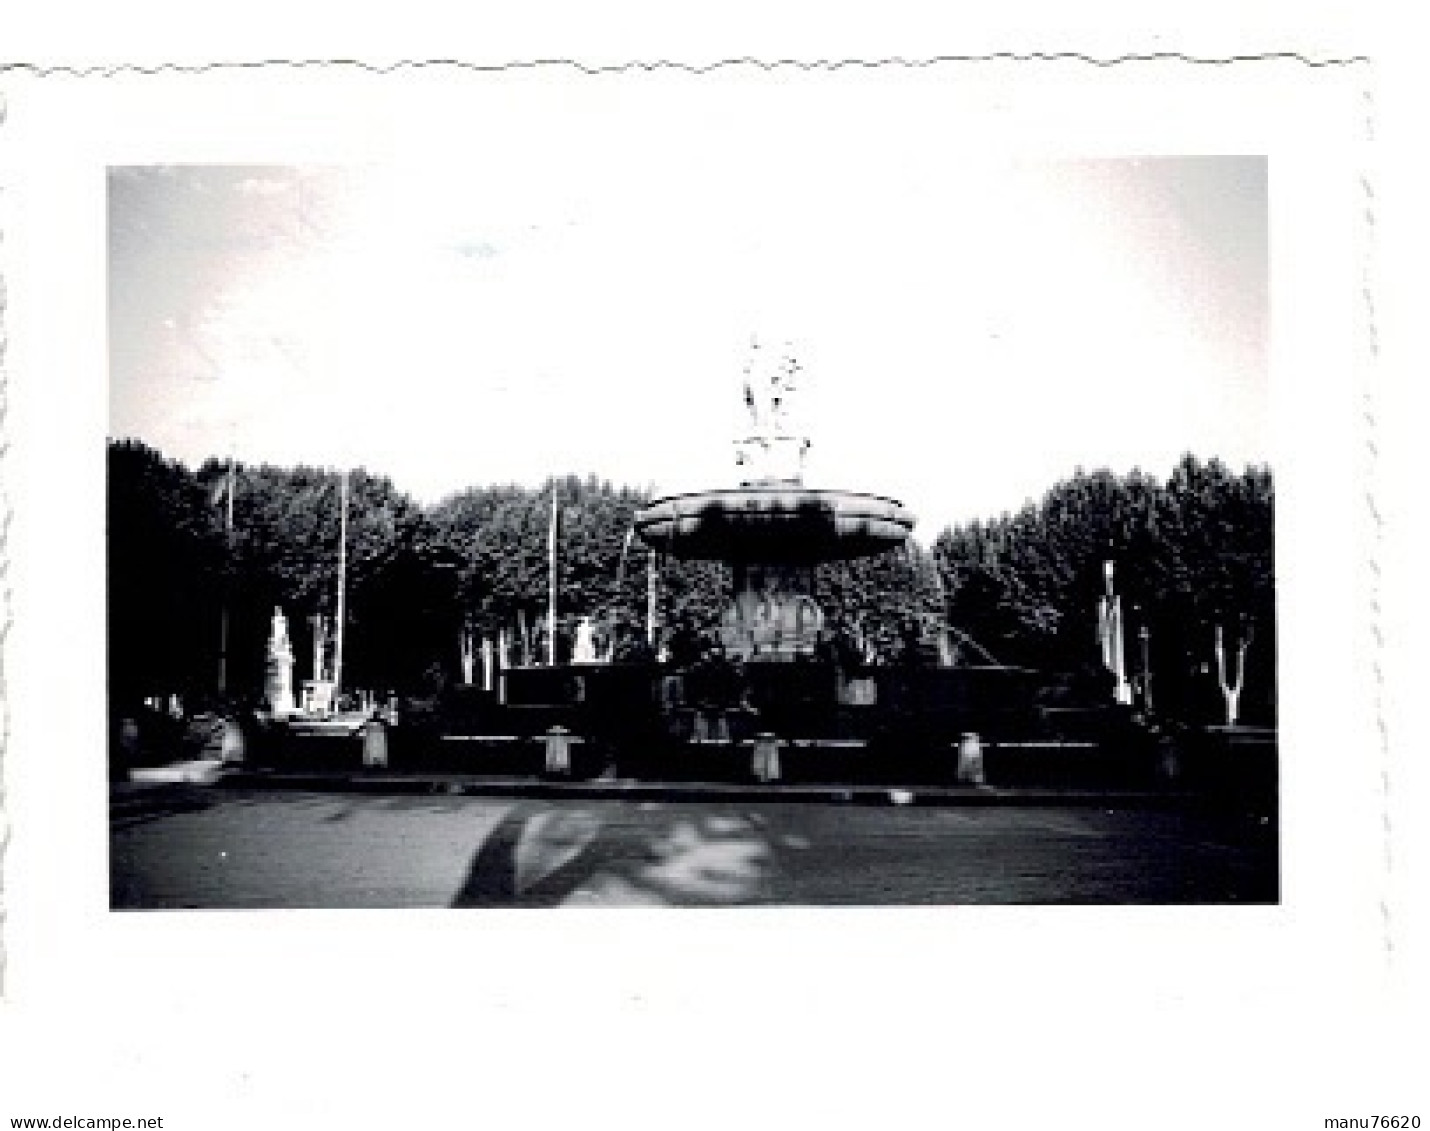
[634,485,914,564]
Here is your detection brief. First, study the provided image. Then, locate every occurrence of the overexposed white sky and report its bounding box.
[109,127,1265,537]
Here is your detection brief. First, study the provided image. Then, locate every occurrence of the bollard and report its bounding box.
[956,732,985,785]
[753,732,782,783]
[545,725,575,776]
[1156,733,1181,782]
[362,720,389,768]
[118,717,141,763]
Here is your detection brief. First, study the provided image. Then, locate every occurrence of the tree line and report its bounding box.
[108,440,1273,725]
[933,458,1274,723]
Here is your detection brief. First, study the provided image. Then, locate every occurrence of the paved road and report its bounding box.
[110,787,1277,908]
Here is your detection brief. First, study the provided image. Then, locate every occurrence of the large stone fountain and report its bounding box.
[633,338,914,661]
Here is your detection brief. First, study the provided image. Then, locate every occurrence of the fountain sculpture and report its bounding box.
[633,337,914,661]
[312,336,1120,786]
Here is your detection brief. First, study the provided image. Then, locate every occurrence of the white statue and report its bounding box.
[741,335,803,435]
[1097,560,1133,706]
[266,605,296,716]
[573,615,599,664]
[459,625,476,685]
[268,607,293,662]
[736,335,810,484]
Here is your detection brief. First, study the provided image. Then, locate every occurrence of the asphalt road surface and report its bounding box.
[110,787,1277,908]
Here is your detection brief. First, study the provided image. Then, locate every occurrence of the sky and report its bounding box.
[109,144,1267,539]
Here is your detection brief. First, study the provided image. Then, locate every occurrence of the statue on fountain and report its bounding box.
[736,335,811,486]
[634,332,915,662]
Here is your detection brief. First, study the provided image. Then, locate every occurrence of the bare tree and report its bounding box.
[1214,622,1251,727]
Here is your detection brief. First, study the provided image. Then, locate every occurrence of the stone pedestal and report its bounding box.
[362,721,388,768]
[735,433,808,485]
[118,717,142,762]
[752,733,783,783]
[956,732,986,785]
[1156,733,1181,781]
[544,725,577,775]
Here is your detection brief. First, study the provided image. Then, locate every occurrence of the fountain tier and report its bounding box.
[632,337,916,660]
[633,485,913,565]
[634,486,914,661]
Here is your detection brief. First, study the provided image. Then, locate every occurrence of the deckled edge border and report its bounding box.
[0,54,1381,1000]
[1357,79,1389,961]
[1,84,12,998]
[0,52,1372,78]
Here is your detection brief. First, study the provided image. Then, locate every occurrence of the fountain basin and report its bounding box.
[633,486,914,564]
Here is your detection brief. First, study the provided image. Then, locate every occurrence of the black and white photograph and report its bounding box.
[2,42,1415,1131]
[106,136,1278,908]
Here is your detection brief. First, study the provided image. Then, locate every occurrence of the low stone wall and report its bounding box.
[217,667,1275,797]
[111,709,253,772]
[1171,727,1278,812]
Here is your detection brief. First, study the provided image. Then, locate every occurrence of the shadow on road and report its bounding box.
[109,787,1278,909]
[450,802,779,908]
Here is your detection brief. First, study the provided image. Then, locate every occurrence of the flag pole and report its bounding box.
[646,549,657,647]
[333,469,349,702]
[217,455,236,698]
[547,482,559,667]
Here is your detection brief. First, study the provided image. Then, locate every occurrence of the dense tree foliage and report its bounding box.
[109,440,1274,724]
[428,475,652,642]
[108,440,225,707]
[190,460,461,697]
[814,544,947,664]
[933,458,1275,723]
